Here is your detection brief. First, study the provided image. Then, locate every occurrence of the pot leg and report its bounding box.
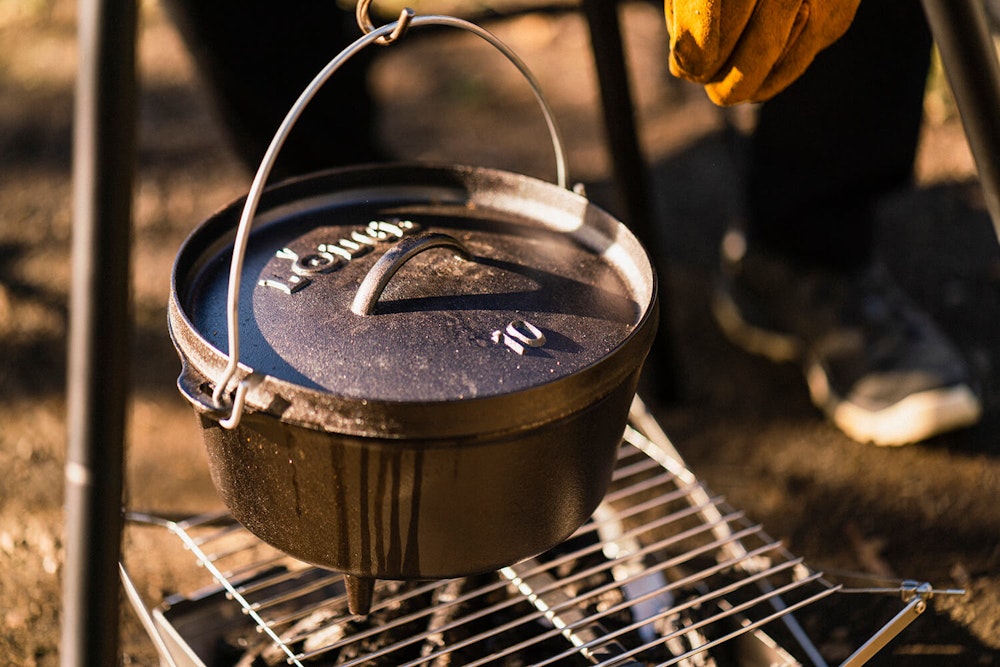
[344,574,376,616]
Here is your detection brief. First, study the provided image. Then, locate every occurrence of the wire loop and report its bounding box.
[356,0,415,45]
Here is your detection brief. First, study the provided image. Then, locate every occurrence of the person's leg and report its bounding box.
[165,1,381,178]
[746,0,933,270]
[714,0,981,444]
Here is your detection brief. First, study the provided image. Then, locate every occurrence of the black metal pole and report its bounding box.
[61,0,137,664]
[921,0,1000,242]
[580,0,678,402]
[579,0,654,243]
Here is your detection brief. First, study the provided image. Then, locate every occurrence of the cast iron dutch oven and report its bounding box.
[168,15,658,614]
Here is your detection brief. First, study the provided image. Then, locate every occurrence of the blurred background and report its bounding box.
[1,0,998,663]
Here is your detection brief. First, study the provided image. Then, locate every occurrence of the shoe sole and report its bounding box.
[712,286,982,446]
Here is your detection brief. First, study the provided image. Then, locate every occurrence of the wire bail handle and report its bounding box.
[211,10,570,430]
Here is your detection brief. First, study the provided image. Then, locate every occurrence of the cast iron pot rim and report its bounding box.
[169,162,659,440]
[172,305,657,441]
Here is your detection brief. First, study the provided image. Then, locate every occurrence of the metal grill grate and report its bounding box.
[124,399,954,667]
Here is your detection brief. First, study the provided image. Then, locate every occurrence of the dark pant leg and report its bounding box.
[746,0,933,270]
[165,1,380,179]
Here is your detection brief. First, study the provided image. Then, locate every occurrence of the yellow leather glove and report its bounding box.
[664,0,862,105]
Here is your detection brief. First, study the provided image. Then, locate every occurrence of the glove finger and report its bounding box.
[666,0,758,83]
[753,0,862,101]
[702,0,805,104]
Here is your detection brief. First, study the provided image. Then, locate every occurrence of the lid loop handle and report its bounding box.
[351,232,472,316]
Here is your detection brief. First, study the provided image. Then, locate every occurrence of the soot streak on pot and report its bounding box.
[358,446,371,575]
[329,442,351,571]
[404,449,423,576]
[374,446,390,572]
[385,448,402,573]
[380,446,422,576]
[284,430,304,519]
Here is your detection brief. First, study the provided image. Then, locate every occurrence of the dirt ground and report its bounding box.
[1,0,999,664]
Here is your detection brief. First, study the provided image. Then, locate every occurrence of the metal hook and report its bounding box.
[356,0,415,45]
[217,379,250,430]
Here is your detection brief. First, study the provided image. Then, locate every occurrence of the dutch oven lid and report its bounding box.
[171,164,657,438]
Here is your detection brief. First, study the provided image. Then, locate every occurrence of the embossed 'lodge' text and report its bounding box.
[258,219,422,295]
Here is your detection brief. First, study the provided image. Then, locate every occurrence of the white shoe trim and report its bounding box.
[805,362,982,446]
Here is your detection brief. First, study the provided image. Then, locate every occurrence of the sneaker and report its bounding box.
[711,229,982,446]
